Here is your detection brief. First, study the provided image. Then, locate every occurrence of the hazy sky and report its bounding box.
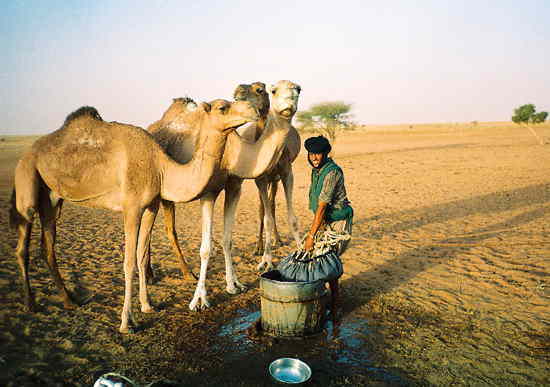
[2,0,549,134]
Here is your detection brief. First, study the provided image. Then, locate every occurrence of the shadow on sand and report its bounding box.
[343,182,550,309]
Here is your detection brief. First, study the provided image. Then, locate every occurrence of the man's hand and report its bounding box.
[304,233,315,251]
[305,202,327,252]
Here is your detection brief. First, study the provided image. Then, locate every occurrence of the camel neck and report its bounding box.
[160,124,227,202]
[224,112,291,179]
[256,116,268,133]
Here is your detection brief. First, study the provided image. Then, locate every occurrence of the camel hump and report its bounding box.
[173,97,194,104]
[63,106,103,126]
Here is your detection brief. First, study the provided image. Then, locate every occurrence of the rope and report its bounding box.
[300,225,351,257]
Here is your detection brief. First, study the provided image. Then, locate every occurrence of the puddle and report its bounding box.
[325,319,367,365]
[218,309,260,348]
[216,308,408,385]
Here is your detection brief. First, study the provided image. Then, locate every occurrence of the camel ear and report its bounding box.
[200,102,211,113]
[295,84,302,94]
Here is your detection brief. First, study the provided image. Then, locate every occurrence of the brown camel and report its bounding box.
[146,81,297,309]
[9,100,259,333]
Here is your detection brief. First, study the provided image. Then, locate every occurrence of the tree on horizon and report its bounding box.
[512,104,547,145]
[296,101,354,142]
[512,104,548,124]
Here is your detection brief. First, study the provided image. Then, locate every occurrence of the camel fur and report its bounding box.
[10,100,259,333]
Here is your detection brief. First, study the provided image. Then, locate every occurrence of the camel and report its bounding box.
[146,80,299,310]
[238,82,302,261]
[9,99,259,333]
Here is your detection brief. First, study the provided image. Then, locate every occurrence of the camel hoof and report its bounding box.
[273,239,283,248]
[24,300,37,313]
[141,305,156,314]
[189,298,210,311]
[64,294,80,310]
[119,326,136,334]
[64,301,79,310]
[226,287,239,295]
[182,270,198,281]
[189,299,199,311]
[145,269,156,284]
[236,281,247,291]
[226,282,246,294]
[256,260,273,272]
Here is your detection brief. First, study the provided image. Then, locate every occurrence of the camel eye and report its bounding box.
[296,86,301,94]
[271,89,276,95]
[219,104,229,113]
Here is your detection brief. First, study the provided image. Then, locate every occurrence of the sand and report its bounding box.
[0,122,548,386]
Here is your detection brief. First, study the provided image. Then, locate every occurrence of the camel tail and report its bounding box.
[9,188,25,229]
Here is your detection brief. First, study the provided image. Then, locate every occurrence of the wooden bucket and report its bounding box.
[260,270,328,337]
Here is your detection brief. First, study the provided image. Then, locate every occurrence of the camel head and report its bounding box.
[268,80,301,119]
[199,99,260,134]
[233,82,270,119]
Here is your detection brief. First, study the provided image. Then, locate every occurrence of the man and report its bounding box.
[277,135,353,320]
[304,135,353,317]
[304,135,353,255]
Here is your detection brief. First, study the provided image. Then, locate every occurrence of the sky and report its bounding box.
[1,0,549,135]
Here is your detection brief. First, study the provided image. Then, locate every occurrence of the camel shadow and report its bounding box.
[373,142,476,156]
[342,182,550,314]
[353,182,550,234]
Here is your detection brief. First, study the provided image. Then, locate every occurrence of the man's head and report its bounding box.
[305,135,331,168]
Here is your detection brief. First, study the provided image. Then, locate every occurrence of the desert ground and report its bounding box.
[0,122,549,386]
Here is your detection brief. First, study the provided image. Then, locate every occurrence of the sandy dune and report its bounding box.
[0,122,548,386]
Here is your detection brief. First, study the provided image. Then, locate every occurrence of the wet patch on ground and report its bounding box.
[213,305,411,386]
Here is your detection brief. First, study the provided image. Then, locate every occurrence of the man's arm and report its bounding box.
[304,201,328,251]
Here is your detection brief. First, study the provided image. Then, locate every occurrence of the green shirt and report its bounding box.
[309,158,353,222]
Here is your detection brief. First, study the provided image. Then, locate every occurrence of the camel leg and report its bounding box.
[14,220,34,311]
[222,180,246,294]
[161,199,196,280]
[120,205,143,334]
[189,192,217,310]
[254,190,265,256]
[144,239,155,285]
[268,179,283,246]
[38,193,78,309]
[136,199,159,313]
[255,177,275,272]
[12,160,40,310]
[144,200,196,284]
[280,164,301,247]
[255,179,281,255]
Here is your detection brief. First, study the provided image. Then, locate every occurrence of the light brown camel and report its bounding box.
[235,81,302,261]
[9,100,259,333]
[146,81,297,309]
